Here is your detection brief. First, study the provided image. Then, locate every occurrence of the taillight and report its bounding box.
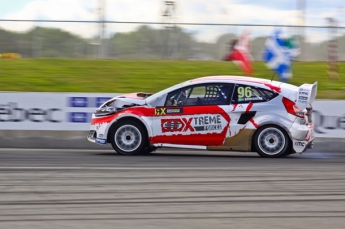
[282,97,304,118]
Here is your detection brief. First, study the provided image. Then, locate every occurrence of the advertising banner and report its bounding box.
[0,93,344,138]
[0,92,118,131]
[312,100,345,138]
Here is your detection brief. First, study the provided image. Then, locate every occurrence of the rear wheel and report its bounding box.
[253,125,291,158]
[110,120,147,155]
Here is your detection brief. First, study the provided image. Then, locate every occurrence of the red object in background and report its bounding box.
[224,31,253,76]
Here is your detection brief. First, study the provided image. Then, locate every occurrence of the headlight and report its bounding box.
[94,106,116,117]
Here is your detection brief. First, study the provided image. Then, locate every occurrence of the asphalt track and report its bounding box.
[0,148,344,229]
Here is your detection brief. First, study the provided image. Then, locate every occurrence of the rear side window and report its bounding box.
[165,83,234,106]
[232,84,278,104]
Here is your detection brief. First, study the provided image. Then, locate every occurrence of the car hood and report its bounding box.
[108,92,152,108]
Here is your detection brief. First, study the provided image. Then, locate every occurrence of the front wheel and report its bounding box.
[253,125,291,158]
[110,120,147,155]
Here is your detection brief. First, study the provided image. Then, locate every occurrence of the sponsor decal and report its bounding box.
[299,88,309,92]
[161,118,193,132]
[244,97,263,101]
[238,98,245,102]
[195,124,222,131]
[98,134,104,138]
[155,107,183,115]
[0,102,62,122]
[166,108,183,114]
[161,115,223,133]
[95,138,107,144]
[154,107,166,115]
[193,115,221,125]
[298,96,308,100]
[299,91,309,96]
[298,99,308,104]
[294,141,305,147]
[193,115,222,131]
[161,119,184,132]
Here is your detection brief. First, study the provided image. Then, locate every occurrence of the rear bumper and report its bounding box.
[290,123,314,153]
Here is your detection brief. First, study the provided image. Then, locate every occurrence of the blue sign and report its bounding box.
[68,97,112,107]
[69,97,88,107]
[68,112,90,123]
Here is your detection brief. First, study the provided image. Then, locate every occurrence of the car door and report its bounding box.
[227,83,279,138]
[151,83,234,146]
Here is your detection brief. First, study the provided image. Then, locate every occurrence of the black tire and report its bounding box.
[142,146,156,155]
[253,125,292,158]
[109,120,148,155]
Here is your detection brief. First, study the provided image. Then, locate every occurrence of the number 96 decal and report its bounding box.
[237,86,252,98]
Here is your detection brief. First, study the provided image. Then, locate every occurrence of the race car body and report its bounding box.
[88,76,317,158]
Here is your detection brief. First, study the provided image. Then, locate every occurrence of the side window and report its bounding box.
[165,83,233,106]
[165,87,192,106]
[232,84,278,104]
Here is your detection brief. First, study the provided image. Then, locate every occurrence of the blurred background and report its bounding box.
[0,3,344,229]
[0,0,344,61]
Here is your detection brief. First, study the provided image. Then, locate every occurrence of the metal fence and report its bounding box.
[0,20,344,61]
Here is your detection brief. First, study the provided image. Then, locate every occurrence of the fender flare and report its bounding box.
[251,114,294,140]
[105,113,153,141]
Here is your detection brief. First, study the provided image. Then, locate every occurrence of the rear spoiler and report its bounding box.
[296,82,318,109]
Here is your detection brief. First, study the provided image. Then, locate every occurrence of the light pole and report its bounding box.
[296,0,306,61]
[98,0,106,59]
[161,0,177,59]
[326,17,338,80]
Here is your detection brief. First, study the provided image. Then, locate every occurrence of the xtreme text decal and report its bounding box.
[161,115,222,133]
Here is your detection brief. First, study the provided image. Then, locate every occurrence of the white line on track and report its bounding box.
[0,166,235,170]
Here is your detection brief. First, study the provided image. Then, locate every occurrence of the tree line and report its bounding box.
[0,25,343,61]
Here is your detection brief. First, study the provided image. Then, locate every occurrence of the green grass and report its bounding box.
[0,59,344,99]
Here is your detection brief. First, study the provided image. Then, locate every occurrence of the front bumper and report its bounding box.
[87,130,107,145]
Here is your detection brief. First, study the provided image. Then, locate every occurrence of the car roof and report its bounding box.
[192,75,280,85]
[146,75,297,104]
[191,75,283,93]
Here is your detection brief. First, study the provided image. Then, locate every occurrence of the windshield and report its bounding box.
[145,80,192,105]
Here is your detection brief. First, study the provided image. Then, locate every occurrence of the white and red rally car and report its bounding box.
[88,76,317,158]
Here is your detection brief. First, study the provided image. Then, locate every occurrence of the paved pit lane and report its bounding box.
[0,148,344,229]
